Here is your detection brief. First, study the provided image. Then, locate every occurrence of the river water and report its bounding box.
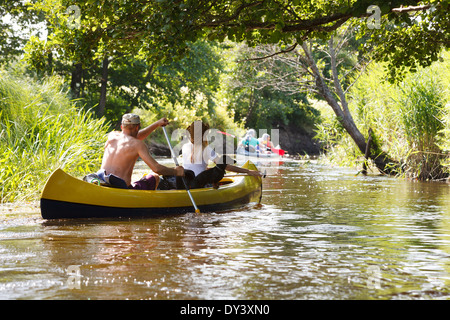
[0,157,449,300]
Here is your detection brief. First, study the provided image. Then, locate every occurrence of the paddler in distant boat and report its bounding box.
[238,129,260,154]
[89,113,184,190]
[258,133,275,154]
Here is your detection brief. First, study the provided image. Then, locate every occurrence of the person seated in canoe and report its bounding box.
[238,129,260,154]
[91,113,184,190]
[181,121,262,189]
[258,133,275,154]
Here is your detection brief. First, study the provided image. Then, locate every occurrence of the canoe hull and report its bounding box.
[40,190,258,219]
[40,161,262,219]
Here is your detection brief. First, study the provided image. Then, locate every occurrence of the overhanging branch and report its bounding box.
[392,4,433,13]
[237,43,298,62]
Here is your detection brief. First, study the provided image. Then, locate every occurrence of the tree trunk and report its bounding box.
[48,52,53,74]
[245,87,256,127]
[362,128,373,175]
[301,40,401,175]
[98,57,110,117]
[70,62,83,99]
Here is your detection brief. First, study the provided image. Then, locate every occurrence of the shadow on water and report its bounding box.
[1,159,450,299]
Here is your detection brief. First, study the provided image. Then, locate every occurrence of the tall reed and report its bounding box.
[0,72,109,203]
[395,70,447,180]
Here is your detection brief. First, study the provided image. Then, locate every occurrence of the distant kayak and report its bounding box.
[236,147,283,158]
[270,147,285,156]
[40,161,262,219]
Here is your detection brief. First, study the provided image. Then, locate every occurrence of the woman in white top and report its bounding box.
[182,121,262,189]
[182,122,219,176]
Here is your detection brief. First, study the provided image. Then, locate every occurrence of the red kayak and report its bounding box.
[271,147,285,156]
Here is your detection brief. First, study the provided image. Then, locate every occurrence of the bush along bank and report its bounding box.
[314,52,450,181]
[0,72,109,203]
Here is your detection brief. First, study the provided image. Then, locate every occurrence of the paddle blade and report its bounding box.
[218,131,236,138]
[271,147,285,156]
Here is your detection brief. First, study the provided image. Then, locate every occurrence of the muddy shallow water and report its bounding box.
[1,158,449,300]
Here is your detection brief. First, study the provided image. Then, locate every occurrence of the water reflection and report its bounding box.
[0,160,450,299]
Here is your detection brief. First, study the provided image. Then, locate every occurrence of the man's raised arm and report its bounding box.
[137,118,169,141]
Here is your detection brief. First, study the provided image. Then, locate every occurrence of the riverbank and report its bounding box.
[313,55,450,180]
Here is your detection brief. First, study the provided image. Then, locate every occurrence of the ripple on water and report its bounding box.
[1,160,450,299]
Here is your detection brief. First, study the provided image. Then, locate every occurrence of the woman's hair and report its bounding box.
[186,121,210,163]
[186,121,209,144]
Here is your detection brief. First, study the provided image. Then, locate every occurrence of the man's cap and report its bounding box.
[122,113,140,125]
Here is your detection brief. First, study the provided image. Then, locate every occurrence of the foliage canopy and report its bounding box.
[21,0,449,83]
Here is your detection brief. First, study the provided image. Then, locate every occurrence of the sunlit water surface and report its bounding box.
[1,158,450,300]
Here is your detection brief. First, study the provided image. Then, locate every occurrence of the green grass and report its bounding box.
[0,72,109,203]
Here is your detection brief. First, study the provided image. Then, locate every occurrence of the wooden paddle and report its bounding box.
[162,126,200,214]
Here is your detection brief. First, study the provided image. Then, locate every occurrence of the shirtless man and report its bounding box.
[97,113,184,190]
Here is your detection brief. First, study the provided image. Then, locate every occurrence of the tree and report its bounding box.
[224,42,317,130]
[298,36,399,173]
[26,1,448,77]
[233,26,400,173]
[0,0,46,65]
[362,1,449,82]
[22,0,448,169]
[104,40,225,126]
[24,0,149,114]
[24,1,228,118]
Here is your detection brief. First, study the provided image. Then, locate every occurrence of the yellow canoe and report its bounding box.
[40,161,262,219]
